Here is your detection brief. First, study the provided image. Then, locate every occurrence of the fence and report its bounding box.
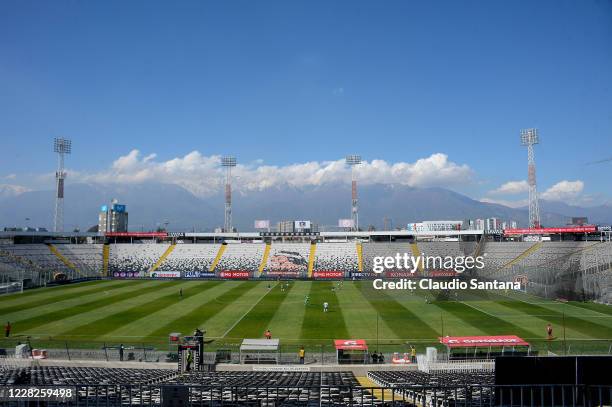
[0,384,610,406]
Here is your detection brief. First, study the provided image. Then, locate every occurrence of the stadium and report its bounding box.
[1,224,612,405]
[2,1,612,405]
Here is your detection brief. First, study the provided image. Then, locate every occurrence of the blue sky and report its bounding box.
[1,0,611,206]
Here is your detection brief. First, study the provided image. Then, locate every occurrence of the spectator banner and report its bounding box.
[270,251,308,272]
[150,271,180,278]
[504,226,596,235]
[106,232,168,238]
[183,271,216,278]
[313,271,343,278]
[220,271,250,279]
[113,271,140,278]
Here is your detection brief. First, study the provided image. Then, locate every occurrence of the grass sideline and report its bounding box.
[1,279,611,355]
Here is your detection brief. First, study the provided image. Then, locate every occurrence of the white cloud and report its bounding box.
[0,184,31,199]
[482,179,586,207]
[541,180,584,201]
[479,197,528,208]
[489,180,529,195]
[71,150,473,197]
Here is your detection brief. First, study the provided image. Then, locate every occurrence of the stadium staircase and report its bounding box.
[356,243,363,272]
[473,232,486,258]
[149,244,176,273]
[501,242,542,269]
[356,376,396,401]
[102,245,110,276]
[209,244,227,272]
[257,243,271,277]
[47,244,81,276]
[410,242,424,272]
[307,242,316,278]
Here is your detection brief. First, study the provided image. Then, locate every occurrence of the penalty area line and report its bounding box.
[221,282,278,338]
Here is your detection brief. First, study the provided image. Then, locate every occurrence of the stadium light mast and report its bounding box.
[53,138,71,232]
[520,129,541,229]
[222,156,237,233]
[346,155,362,231]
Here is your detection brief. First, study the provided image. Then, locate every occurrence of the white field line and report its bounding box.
[460,301,500,319]
[221,282,277,338]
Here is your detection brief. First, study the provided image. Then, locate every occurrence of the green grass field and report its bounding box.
[1,279,612,354]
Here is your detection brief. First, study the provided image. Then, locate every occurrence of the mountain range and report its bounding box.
[0,182,610,231]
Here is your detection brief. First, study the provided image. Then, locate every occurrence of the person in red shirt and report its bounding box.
[264,329,272,340]
[546,323,553,340]
[4,321,11,338]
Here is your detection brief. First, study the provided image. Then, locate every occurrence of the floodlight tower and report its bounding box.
[221,156,237,232]
[53,138,71,232]
[520,129,541,229]
[346,155,362,231]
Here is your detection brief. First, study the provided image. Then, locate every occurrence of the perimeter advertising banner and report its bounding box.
[183,271,216,278]
[150,271,181,278]
[313,271,343,278]
[113,271,140,278]
[220,271,250,279]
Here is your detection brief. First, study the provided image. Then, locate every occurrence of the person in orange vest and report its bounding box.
[4,321,11,338]
[264,329,272,340]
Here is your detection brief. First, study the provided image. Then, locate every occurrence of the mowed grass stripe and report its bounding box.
[0,280,134,315]
[300,281,348,340]
[268,281,311,341]
[225,283,289,339]
[0,280,111,303]
[145,282,259,342]
[61,281,216,338]
[493,299,612,339]
[567,302,612,316]
[435,300,537,338]
[103,281,230,340]
[357,282,439,339]
[13,281,181,335]
[335,282,398,341]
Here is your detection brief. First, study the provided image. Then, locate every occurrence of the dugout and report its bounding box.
[239,339,279,364]
[440,335,531,360]
[335,339,368,365]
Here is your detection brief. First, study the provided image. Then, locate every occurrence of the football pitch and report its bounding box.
[1,279,612,353]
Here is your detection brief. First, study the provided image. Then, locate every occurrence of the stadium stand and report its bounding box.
[368,370,494,406]
[0,244,74,275]
[215,243,265,273]
[108,243,171,276]
[314,243,359,275]
[54,244,104,275]
[156,243,220,272]
[362,243,412,272]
